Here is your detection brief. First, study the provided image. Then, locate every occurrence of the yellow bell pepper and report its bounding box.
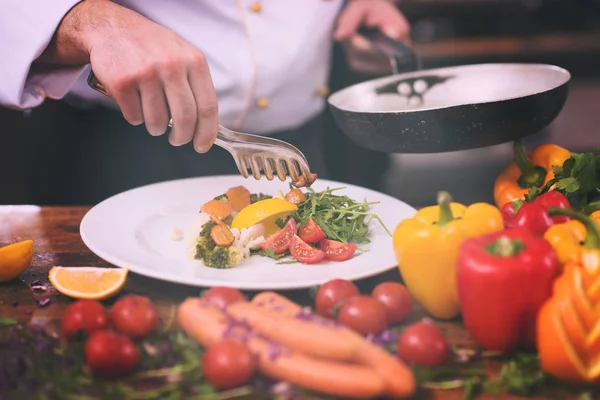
[583,202,600,228]
[393,191,504,319]
[543,220,587,265]
[547,202,600,265]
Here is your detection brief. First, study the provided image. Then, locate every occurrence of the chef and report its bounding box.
[1,0,410,205]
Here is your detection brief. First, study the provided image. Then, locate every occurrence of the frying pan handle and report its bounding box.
[357,27,420,74]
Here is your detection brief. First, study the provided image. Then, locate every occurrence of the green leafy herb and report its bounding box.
[291,186,390,244]
[276,260,298,265]
[538,151,600,210]
[484,352,547,396]
[274,217,287,229]
[253,249,286,260]
[0,316,17,326]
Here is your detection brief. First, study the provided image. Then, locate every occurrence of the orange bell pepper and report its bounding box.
[537,207,600,383]
[494,143,571,209]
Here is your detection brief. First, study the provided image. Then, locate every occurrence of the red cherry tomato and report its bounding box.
[289,235,325,264]
[110,295,159,340]
[397,319,451,366]
[319,239,357,262]
[202,287,247,309]
[261,218,297,255]
[85,330,140,379]
[298,217,327,243]
[338,295,388,336]
[371,282,413,325]
[61,300,110,339]
[202,339,257,390]
[315,278,360,318]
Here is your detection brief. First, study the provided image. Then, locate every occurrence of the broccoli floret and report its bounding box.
[193,220,243,268]
[214,194,228,202]
[203,246,243,269]
[199,220,217,238]
[194,221,217,259]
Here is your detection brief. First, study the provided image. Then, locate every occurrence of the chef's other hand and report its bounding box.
[52,0,218,153]
[334,0,411,43]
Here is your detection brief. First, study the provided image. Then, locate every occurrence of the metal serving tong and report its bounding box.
[87,71,316,185]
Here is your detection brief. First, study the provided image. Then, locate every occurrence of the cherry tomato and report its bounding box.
[319,239,357,262]
[85,330,140,379]
[61,300,109,339]
[202,339,257,390]
[371,282,413,325]
[110,295,159,340]
[202,287,247,309]
[397,319,451,366]
[261,218,297,255]
[298,217,326,243]
[289,234,325,264]
[338,295,388,336]
[315,278,360,318]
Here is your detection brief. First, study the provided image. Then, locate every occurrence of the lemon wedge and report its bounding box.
[231,198,297,237]
[49,266,128,300]
[0,240,34,282]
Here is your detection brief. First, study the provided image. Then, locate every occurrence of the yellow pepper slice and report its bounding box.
[393,192,504,320]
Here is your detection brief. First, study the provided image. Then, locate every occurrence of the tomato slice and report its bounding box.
[260,218,297,254]
[319,239,357,262]
[298,217,327,243]
[290,235,325,264]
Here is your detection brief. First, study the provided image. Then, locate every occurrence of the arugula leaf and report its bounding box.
[291,186,390,244]
[254,249,286,260]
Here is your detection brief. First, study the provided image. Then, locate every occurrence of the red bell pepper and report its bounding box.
[501,191,571,236]
[457,228,560,352]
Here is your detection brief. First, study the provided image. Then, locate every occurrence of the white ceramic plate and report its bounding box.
[80,176,417,290]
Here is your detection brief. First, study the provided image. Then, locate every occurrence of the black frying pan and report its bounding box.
[328,29,571,154]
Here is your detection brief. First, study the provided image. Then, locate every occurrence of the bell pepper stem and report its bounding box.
[513,142,547,189]
[437,191,454,227]
[486,235,525,257]
[548,207,600,249]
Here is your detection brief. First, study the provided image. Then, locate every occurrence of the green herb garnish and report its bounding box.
[0,316,17,326]
[292,186,390,244]
[253,249,286,260]
[533,150,600,210]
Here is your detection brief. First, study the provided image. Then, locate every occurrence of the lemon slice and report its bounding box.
[231,198,298,237]
[49,266,128,300]
[0,240,34,282]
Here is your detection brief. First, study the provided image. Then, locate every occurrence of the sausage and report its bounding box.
[177,298,387,399]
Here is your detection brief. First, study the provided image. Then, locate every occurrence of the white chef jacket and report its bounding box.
[0,0,345,134]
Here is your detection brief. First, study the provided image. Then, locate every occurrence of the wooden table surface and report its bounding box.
[0,206,592,400]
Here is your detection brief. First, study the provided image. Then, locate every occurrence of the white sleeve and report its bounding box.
[0,0,87,110]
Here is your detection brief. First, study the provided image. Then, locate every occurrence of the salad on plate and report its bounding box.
[183,184,390,269]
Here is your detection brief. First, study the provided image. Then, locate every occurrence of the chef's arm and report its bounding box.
[0,0,218,153]
[0,0,86,110]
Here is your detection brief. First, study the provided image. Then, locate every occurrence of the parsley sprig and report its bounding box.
[291,186,391,244]
[528,150,600,211]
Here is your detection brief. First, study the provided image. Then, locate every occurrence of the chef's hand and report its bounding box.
[334,0,411,43]
[38,0,218,153]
